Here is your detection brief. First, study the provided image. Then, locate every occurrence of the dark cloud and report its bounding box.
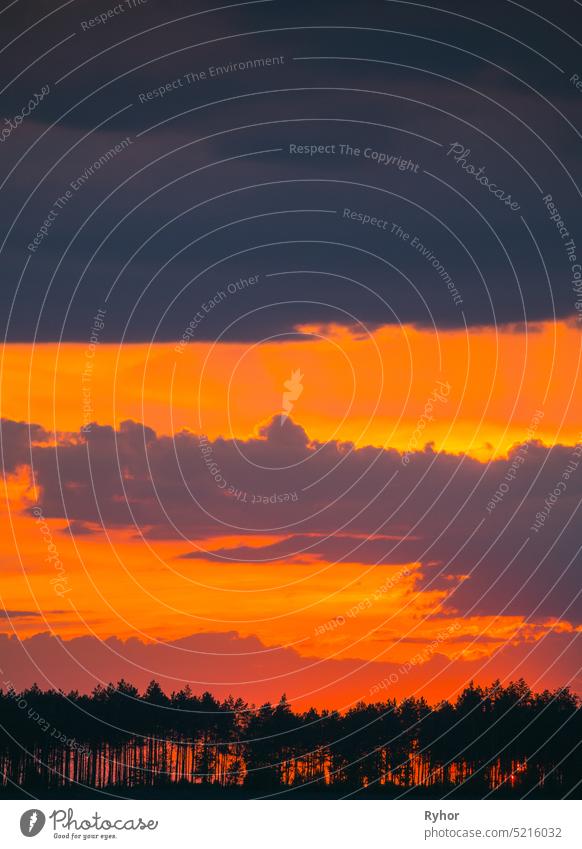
[0,610,67,619]
[61,520,100,536]
[179,533,418,565]
[0,628,579,706]
[1,0,581,341]
[0,419,48,475]
[3,416,581,623]
[0,610,41,619]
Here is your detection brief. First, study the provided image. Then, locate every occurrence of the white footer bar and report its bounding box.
[3,799,580,848]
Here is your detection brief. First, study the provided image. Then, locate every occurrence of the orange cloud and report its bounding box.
[1,321,579,458]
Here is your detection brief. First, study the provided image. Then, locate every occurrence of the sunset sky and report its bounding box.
[1,0,581,709]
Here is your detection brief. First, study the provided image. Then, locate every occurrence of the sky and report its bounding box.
[0,0,581,710]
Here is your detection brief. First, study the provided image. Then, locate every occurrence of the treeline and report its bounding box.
[0,679,579,797]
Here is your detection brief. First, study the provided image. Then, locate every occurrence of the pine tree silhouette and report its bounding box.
[0,680,579,798]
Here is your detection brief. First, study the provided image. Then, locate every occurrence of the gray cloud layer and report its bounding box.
[0,628,579,706]
[2,416,581,623]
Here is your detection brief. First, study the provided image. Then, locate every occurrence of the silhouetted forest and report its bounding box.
[0,679,579,798]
